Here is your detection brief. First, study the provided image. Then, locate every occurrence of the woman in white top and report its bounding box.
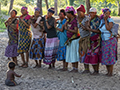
[29,7,45,68]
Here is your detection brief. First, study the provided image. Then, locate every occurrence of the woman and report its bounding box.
[77,5,90,73]
[17,7,32,68]
[99,8,117,76]
[84,8,101,75]
[43,7,59,69]
[65,6,80,72]
[56,9,68,71]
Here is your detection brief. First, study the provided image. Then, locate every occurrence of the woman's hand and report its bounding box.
[104,15,108,21]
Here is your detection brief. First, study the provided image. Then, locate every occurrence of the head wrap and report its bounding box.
[100,8,111,19]
[21,6,28,14]
[77,5,85,13]
[102,8,111,13]
[89,7,97,13]
[34,7,40,12]
[48,7,55,14]
[65,6,76,15]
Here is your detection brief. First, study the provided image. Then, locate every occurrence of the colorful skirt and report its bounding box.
[5,44,19,57]
[29,38,44,60]
[57,46,66,61]
[5,79,17,86]
[101,37,117,65]
[84,34,101,65]
[66,38,80,63]
[43,37,59,65]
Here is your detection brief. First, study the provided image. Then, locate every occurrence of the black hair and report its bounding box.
[60,9,66,16]
[8,61,16,69]
[67,11,74,16]
[10,9,17,15]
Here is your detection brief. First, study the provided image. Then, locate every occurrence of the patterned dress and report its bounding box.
[57,19,68,61]
[99,18,117,65]
[5,18,19,57]
[84,16,101,65]
[17,15,32,53]
[29,16,44,60]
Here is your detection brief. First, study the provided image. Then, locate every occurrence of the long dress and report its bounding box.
[17,14,32,53]
[84,16,101,65]
[57,19,68,61]
[5,18,19,57]
[99,18,117,65]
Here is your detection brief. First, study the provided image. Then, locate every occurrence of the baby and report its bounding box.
[5,61,22,86]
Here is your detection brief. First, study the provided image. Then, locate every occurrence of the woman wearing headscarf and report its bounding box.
[17,7,32,68]
[64,6,80,72]
[99,8,117,76]
[43,7,59,69]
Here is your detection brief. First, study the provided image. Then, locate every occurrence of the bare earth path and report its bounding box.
[0,17,120,90]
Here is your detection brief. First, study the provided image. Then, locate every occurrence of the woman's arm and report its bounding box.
[9,20,19,30]
[104,20,113,31]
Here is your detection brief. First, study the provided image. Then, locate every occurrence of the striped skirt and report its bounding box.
[43,37,59,65]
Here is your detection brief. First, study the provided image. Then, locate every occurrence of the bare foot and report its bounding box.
[82,70,90,74]
[59,68,68,71]
[91,71,99,75]
[22,63,28,68]
[70,69,78,73]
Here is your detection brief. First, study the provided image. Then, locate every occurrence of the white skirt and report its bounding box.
[66,38,80,63]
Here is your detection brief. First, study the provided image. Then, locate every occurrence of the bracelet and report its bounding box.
[45,19,48,22]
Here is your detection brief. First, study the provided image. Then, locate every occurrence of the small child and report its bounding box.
[29,7,45,68]
[5,61,21,86]
[4,9,19,65]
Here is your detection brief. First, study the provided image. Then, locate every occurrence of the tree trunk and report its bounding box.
[117,1,120,16]
[8,0,14,14]
[45,0,49,10]
[54,0,57,16]
[37,0,42,15]
[85,0,91,14]
[0,3,1,14]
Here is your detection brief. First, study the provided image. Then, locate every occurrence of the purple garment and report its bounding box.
[66,18,77,38]
[5,44,19,57]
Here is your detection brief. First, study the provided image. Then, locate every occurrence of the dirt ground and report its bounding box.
[0,17,120,90]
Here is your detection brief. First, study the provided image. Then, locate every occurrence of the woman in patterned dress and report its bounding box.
[17,7,32,68]
[99,8,117,76]
[5,9,19,65]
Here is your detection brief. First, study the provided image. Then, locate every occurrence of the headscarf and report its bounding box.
[48,7,55,14]
[21,6,28,14]
[100,8,111,19]
[65,6,76,15]
[34,7,40,12]
[77,5,85,13]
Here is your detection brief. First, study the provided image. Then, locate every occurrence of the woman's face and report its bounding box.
[21,9,27,15]
[10,11,16,18]
[89,12,96,19]
[103,10,110,18]
[59,12,65,19]
[66,12,71,19]
[34,11,40,17]
[77,11,84,18]
[47,12,53,17]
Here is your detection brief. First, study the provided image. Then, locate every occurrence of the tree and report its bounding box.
[54,0,57,15]
[45,0,49,10]
[69,0,75,6]
[8,0,14,14]
[37,0,42,15]
[86,0,91,14]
